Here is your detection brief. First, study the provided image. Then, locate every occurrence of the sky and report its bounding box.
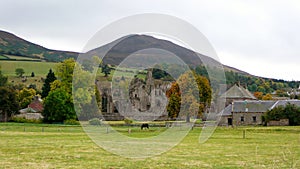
[1,0,300,81]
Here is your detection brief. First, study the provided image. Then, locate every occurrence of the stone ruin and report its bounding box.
[96,69,171,121]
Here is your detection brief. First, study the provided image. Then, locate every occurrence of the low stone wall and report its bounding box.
[267,119,289,126]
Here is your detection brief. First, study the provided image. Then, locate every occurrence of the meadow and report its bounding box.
[0,60,146,90]
[0,123,299,169]
[0,61,56,77]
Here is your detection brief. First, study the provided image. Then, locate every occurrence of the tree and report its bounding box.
[101,64,111,77]
[18,88,36,108]
[195,74,212,116]
[0,66,8,86]
[263,103,300,126]
[55,58,75,92]
[43,88,76,122]
[166,82,181,119]
[262,93,273,100]
[31,72,35,77]
[15,68,25,77]
[254,92,263,100]
[41,69,57,98]
[0,87,19,122]
[167,71,212,122]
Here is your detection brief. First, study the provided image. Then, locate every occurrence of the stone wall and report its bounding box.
[232,112,264,125]
[267,119,289,126]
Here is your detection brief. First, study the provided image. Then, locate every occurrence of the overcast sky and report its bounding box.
[1,0,300,81]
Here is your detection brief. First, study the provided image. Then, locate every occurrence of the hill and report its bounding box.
[0,30,78,62]
[85,34,248,74]
[0,30,299,95]
[0,30,246,74]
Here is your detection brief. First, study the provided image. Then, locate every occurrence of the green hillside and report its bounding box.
[0,31,78,62]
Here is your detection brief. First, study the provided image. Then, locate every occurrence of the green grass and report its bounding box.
[5,55,42,61]
[0,55,8,59]
[0,123,299,168]
[0,61,57,76]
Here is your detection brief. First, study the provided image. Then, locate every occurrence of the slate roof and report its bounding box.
[232,100,276,113]
[270,100,300,109]
[219,104,232,116]
[219,99,300,116]
[220,84,256,100]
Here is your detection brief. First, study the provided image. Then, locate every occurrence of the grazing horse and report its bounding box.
[141,123,149,130]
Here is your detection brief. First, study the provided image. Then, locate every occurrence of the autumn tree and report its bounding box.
[254,92,263,100]
[262,93,273,100]
[166,70,212,122]
[166,82,181,119]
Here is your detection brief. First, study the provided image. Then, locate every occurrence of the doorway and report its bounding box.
[228,118,233,125]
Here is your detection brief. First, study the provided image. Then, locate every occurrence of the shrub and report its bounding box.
[11,116,42,124]
[64,119,80,125]
[124,118,133,125]
[89,118,102,126]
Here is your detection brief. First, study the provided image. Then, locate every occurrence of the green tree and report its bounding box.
[0,87,19,122]
[41,69,56,98]
[18,88,36,108]
[55,58,75,92]
[263,103,300,125]
[15,68,25,77]
[0,66,8,86]
[101,64,111,77]
[43,88,76,123]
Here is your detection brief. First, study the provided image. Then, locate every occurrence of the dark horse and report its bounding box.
[141,123,149,130]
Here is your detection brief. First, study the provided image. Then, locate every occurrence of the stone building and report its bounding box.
[218,99,300,126]
[16,96,44,120]
[97,70,171,121]
[219,84,257,107]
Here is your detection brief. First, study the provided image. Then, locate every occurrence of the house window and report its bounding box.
[241,116,244,122]
[253,116,257,122]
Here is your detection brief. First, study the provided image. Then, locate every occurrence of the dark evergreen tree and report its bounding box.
[101,64,111,77]
[0,87,19,122]
[0,66,8,86]
[41,69,56,98]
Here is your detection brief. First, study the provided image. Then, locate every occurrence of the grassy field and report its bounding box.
[0,60,146,90]
[0,123,299,169]
[0,61,56,77]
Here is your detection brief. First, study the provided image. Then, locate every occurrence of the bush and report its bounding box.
[64,119,80,125]
[124,118,133,125]
[11,116,42,124]
[89,118,102,126]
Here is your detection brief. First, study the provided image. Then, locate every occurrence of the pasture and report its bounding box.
[0,61,56,77]
[0,123,299,168]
